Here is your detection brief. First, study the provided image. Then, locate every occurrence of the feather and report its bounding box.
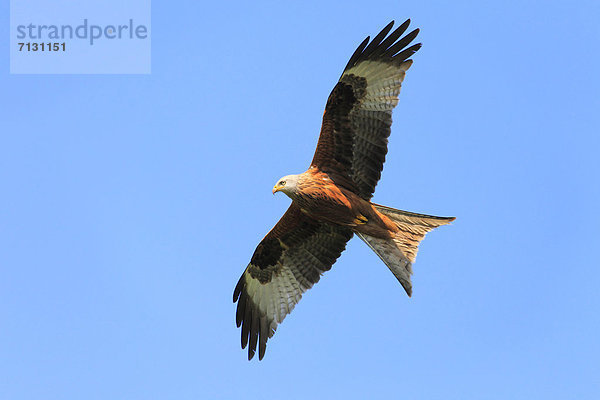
[233,204,352,360]
[311,20,421,200]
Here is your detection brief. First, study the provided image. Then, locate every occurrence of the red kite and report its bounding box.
[234,20,454,360]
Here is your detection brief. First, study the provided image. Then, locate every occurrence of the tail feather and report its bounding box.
[357,232,414,295]
[358,205,454,296]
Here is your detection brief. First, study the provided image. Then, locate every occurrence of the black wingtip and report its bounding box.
[394,43,422,64]
[342,18,421,73]
[241,331,248,349]
[233,275,244,302]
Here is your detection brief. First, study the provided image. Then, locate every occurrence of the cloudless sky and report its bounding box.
[1,1,599,399]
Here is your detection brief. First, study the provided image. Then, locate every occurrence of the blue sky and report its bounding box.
[2,1,599,399]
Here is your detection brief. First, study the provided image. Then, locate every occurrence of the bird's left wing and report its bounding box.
[233,203,353,360]
[311,20,421,200]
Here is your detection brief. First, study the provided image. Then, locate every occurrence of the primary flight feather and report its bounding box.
[233,20,454,360]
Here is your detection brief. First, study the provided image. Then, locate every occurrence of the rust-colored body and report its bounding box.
[294,169,397,239]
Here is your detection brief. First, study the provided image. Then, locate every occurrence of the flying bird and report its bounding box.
[233,20,454,360]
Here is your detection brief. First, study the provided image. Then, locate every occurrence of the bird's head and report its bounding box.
[272,174,299,198]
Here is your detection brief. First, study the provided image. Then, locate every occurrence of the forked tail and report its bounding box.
[357,204,455,296]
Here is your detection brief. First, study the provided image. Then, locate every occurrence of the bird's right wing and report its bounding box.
[233,203,353,360]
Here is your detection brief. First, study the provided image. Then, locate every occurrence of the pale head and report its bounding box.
[272,174,300,198]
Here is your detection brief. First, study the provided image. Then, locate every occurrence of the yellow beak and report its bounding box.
[272,185,282,195]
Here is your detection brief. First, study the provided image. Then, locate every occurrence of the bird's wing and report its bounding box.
[233,203,353,360]
[311,20,421,199]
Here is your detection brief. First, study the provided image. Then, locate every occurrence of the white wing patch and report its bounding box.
[344,60,413,112]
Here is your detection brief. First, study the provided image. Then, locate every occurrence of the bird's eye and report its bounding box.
[279,180,286,186]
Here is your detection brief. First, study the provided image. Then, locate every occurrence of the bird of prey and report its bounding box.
[233,20,454,360]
